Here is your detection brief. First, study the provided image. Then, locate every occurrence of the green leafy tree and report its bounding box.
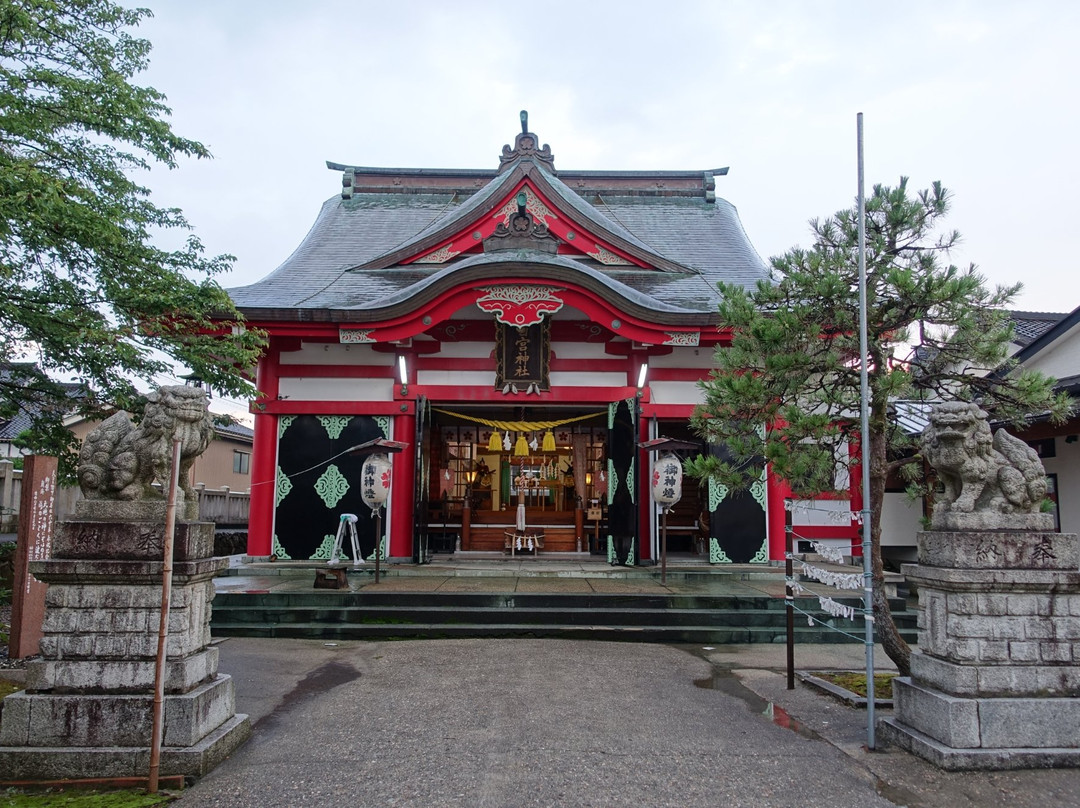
[0,0,263,476]
[687,178,1072,675]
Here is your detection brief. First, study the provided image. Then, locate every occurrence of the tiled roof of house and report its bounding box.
[228,124,769,322]
[0,364,86,441]
[213,421,254,442]
[1009,310,1068,346]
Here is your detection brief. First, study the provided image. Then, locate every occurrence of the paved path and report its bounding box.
[176,639,895,808]
[174,638,1080,808]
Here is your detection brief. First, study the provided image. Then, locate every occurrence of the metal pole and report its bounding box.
[661,506,668,584]
[785,502,794,690]
[857,112,877,749]
[375,510,382,584]
[148,438,182,793]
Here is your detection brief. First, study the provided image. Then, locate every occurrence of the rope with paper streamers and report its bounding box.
[785,526,870,641]
[784,499,865,524]
[786,578,859,624]
[432,408,605,432]
[809,541,846,564]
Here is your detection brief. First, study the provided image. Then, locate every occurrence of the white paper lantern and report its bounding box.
[651,451,683,508]
[361,453,393,512]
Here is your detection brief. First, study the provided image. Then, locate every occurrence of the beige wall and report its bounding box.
[192,435,252,492]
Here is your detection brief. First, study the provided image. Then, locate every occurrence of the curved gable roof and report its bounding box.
[228,123,769,322]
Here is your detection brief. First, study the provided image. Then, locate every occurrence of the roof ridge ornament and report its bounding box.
[499,109,556,174]
[483,191,560,254]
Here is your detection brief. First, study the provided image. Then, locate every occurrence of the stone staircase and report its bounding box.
[210,588,917,645]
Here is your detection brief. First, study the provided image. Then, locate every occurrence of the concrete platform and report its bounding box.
[214,554,894,599]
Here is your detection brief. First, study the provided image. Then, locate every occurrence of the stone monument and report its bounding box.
[879,402,1080,769]
[0,386,251,781]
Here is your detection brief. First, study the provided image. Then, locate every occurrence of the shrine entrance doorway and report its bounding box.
[423,406,609,556]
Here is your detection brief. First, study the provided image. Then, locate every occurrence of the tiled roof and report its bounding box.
[0,364,86,441]
[213,421,254,441]
[0,408,34,441]
[229,141,769,320]
[1054,373,1080,395]
[1009,310,1068,346]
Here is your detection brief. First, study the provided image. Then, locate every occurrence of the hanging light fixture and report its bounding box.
[514,433,529,456]
[542,429,556,452]
[488,430,502,452]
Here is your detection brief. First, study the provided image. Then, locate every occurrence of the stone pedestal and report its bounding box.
[0,510,250,781]
[879,528,1080,770]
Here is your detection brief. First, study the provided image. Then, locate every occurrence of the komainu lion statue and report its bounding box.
[922,402,1047,527]
[78,385,214,502]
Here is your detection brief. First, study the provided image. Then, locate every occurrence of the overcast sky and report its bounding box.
[137,1,1079,338]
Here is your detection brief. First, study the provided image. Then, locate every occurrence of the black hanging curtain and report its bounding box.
[275,415,384,561]
[607,399,637,565]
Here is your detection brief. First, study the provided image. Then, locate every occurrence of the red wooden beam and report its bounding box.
[251,400,415,416]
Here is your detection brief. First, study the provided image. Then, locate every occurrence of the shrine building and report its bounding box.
[227,114,810,566]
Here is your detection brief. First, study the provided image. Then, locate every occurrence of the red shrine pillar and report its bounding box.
[766,465,790,562]
[248,345,280,557]
[390,403,417,559]
[847,439,865,558]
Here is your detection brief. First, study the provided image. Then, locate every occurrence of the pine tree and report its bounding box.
[688,178,1072,675]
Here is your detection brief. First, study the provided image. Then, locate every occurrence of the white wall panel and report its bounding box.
[1023,324,1080,379]
[277,378,393,402]
[428,342,496,359]
[880,493,922,549]
[549,372,626,387]
[648,381,705,405]
[280,343,389,365]
[550,342,617,360]
[1042,438,1080,535]
[417,371,494,386]
[650,347,718,368]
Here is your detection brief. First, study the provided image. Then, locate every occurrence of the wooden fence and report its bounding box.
[0,459,249,531]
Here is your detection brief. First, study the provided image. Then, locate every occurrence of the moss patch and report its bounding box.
[0,788,174,806]
[813,671,896,699]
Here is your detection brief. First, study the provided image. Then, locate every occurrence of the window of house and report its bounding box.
[233,450,251,475]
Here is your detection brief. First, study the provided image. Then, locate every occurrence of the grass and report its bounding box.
[0,679,23,700]
[813,671,897,699]
[0,788,174,807]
